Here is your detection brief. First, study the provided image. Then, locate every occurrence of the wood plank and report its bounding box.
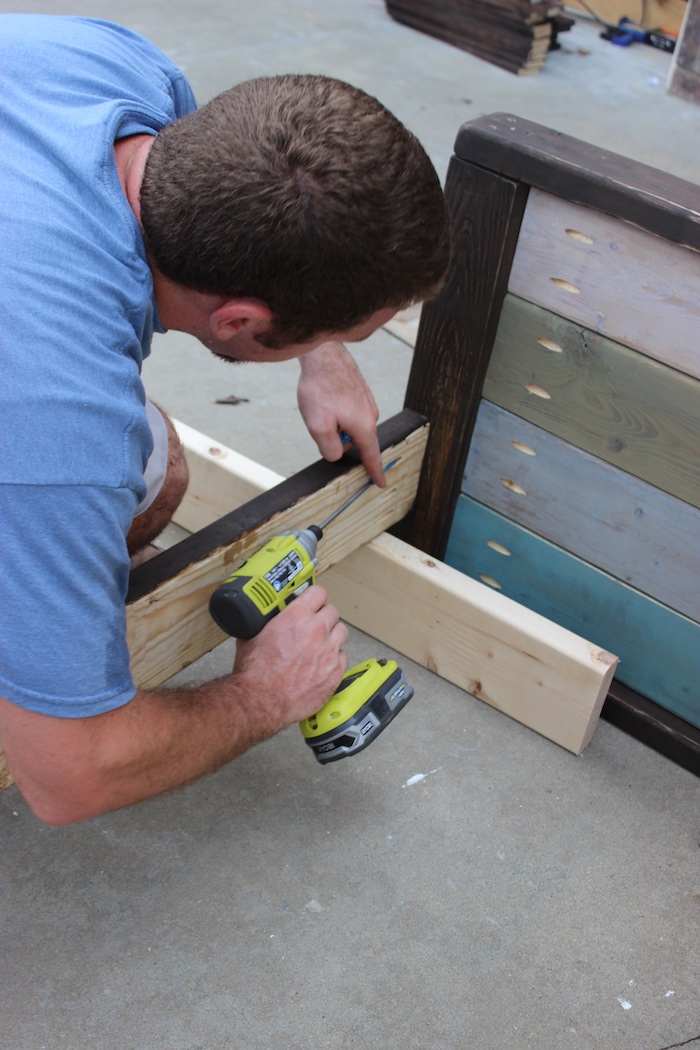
[0,412,426,794]
[171,418,283,532]
[164,418,621,755]
[508,189,700,380]
[0,760,14,794]
[482,295,700,507]
[668,0,700,102]
[382,304,421,348]
[385,0,565,75]
[455,114,700,252]
[445,496,700,728]
[126,413,428,689]
[396,155,529,558]
[464,401,700,621]
[603,680,700,778]
[324,533,618,755]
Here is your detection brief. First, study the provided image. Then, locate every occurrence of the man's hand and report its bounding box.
[297,341,386,487]
[0,587,348,825]
[232,585,349,736]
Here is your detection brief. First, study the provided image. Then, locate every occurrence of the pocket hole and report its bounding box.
[500,478,527,495]
[565,228,594,245]
[550,278,581,294]
[511,440,536,456]
[524,383,552,400]
[479,575,502,589]
[537,338,563,354]
[487,540,512,556]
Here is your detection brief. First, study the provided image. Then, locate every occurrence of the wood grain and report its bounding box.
[171,419,283,533]
[445,496,700,729]
[455,114,700,252]
[325,533,617,755]
[0,412,427,794]
[604,679,700,778]
[126,414,429,689]
[464,401,700,621]
[385,0,566,75]
[396,155,528,558]
[482,295,700,507]
[508,189,700,380]
[668,0,700,102]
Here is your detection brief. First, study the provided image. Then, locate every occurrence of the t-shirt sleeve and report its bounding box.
[0,483,139,717]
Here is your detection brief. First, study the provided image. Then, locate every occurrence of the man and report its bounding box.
[0,15,450,824]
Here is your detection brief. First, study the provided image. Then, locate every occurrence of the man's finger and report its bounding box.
[356,437,387,487]
[293,584,329,613]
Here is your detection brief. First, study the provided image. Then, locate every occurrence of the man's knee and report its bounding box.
[127,407,189,556]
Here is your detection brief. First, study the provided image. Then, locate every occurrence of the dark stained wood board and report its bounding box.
[129,408,427,604]
[455,114,700,251]
[394,157,529,558]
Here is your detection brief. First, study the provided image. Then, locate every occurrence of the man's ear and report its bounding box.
[209,298,273,341]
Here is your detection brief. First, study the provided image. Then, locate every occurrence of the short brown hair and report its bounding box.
[140,74,450,348]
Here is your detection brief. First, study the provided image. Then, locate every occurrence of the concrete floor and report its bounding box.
[2,2,699,1048]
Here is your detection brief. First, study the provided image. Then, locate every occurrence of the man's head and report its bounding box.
[140,74,450,349]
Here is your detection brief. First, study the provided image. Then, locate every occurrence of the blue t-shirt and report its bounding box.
[0,16,197,716]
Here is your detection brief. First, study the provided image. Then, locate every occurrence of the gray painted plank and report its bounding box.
[508,189,700,380]
[464,401,700,621]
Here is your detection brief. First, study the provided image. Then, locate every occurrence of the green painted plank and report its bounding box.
[482,294,700,507]
[464,401,700,621]
[444,495,700,728]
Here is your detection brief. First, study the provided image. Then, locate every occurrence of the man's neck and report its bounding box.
[113,133,155,225]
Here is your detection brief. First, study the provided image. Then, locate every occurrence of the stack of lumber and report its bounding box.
[385,0,573,75]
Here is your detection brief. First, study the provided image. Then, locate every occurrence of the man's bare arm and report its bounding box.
[0,586,348,825]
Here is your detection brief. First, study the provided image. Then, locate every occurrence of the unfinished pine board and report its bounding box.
[483,295,700,507]
[382,303,422,348]
[464,401,700,621]
[0,758,13,793]
[171,419,283,533]
[126,413,428,690]
[446,496,700,729]
[508,189,700,381]
[166,421,621,754]
[324,532,617,754]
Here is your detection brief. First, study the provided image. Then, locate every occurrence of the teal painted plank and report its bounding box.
[444,496,700,729]
[464,401,700,621]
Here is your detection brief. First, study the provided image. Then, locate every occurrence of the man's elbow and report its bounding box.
[13,773,105,826]
[0,695,122,825]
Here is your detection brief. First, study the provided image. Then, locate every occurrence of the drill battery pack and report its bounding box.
[300,658,413,764]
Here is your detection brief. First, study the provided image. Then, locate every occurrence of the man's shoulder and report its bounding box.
[0,14,196,122]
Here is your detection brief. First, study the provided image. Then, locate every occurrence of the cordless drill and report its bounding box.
[208,462,413,762]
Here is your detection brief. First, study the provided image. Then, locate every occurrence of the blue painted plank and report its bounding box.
[464,401,700,621]
[445,496,700,729]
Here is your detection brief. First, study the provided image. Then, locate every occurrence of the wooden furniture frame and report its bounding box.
[6,114,697,791]
[0,407,619,793]
[393,112,700,776]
